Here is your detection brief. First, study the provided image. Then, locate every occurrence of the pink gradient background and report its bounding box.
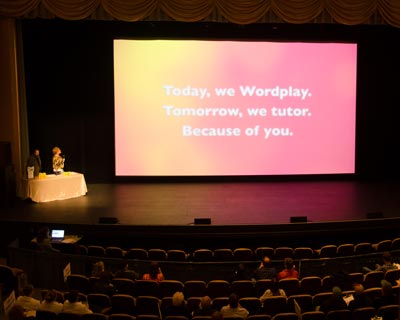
[114,40,357,176]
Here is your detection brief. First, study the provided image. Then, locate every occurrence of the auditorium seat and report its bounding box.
[136,315,160,320]
[274,247,293,260]
[125,248,148,260]
[351,307,376,320]
[136,296,161,317]
[238,297,261,315]
[260,296,288,317]
[231,280,256,298]
[211,297,229,311]
[247,315,271,320]
[377,304,400,320]
[312,292,331,310]
[159,280,184,298]
[167,250,188,261]
[82,313,109,320]
[88,245,106,257]
[372,239,392,252]
[363,270,384,289]
[213,249,233,261]
[184,280,207,298]
[109,315,136,320]
[207,280,231,299]
[287,294,313,313]
[58,312,82,320]
[160,296,173,315]
[87,293,112,314]
[36,310,58,320]
[354,242,373,255]
[135,280,160,298]
[270,313,298,320]
[346,272,364,291]
[315,245,337,258]
[336,243,354,256]
[255,279,273,297]
[148,249,167,261]
[384,268,400,285]
[391,237,400,250]
[233,248,254,261]
[278,278,299,297]
[293,247,314,259]
[299,276,322,296]
[321,275,340,293]
[111,294,136,315]
[106,246,125,258]
[186,297,202,313]
[300,311,325,320]
[255,247,275,260]
[66,274,91,294]
[112,278,136,296]
[364,287,381,300]
[325,309,352,320]
[193,249,213,262]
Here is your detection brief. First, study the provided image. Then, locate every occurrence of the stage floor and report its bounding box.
[1,179,400,226]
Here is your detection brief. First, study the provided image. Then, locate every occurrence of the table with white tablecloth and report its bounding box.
[27,172,87,203]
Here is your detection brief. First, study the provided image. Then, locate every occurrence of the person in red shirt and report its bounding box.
[142,261,165,282]
[277,257,299,280]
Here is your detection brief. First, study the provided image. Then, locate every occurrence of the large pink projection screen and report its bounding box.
[114,40,357,176]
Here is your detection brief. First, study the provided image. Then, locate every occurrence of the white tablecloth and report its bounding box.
[27,172,87,203]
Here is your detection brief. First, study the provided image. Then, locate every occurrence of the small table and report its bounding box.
[26,172,87,203]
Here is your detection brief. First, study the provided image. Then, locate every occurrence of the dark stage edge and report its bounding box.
[1,180,400,252]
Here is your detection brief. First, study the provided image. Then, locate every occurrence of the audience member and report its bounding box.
[348,283,373,311]
[260,279,287,305]
[253,256,277,280]
[211,311,224,320]
[62,290,92,314]
[373,280,398,310]
[193,296,217,316]
[277,257,299,280]
[91,261,115,296]
[163,291,191,319]
[26,148,41,177]
[16,285,40,312]
[319,287,348,314]
[142,261,165,282]
[38,290,63,314]
[114,261,139,280]
[32,227,60,252]
[8,304,25,320]
[363,251,398,274]
[220,293,249,319]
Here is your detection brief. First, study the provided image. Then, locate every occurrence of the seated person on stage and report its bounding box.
[26,148,41,177]
[62,290,92,314]
[253,256,277,280]
[52,146,65,175]
[142,261,165,282]
[38,290,64,314]
[16,284,40,312]
[32,227,60,253]
[277,257,299,280]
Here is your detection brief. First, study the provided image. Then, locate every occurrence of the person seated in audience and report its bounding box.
[253,256,277,280]
[211,311,224,320]
[142,261,165,282]
[16,284,40,312]
[319,286,348,314]
[193,296,217,316]
[277,257,299,280]
[114,261,139,280]
[8,304,25,320]
[363,251,398,274]
[163,291,191,319]
[373,279,398,310]
[62,290,92,314]
[259,278,287,305]
[220,293,249,319]
[231,263,252,282]
[348,283,373,311]
[91,261,115,296]
[38,290,63,314]
[32,227,60,253]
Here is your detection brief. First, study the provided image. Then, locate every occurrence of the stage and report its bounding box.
[1,179,400,252]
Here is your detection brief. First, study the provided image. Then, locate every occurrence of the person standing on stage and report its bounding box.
[52,146,65,174]
[26,148,41,177]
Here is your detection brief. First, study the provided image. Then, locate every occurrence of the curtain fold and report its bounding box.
[1,0,400,27]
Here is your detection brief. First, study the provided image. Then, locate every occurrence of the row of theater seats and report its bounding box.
[77,238,400,261]
[33,307,400,320]
[35,291,400,320]
[67,270,400,298]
